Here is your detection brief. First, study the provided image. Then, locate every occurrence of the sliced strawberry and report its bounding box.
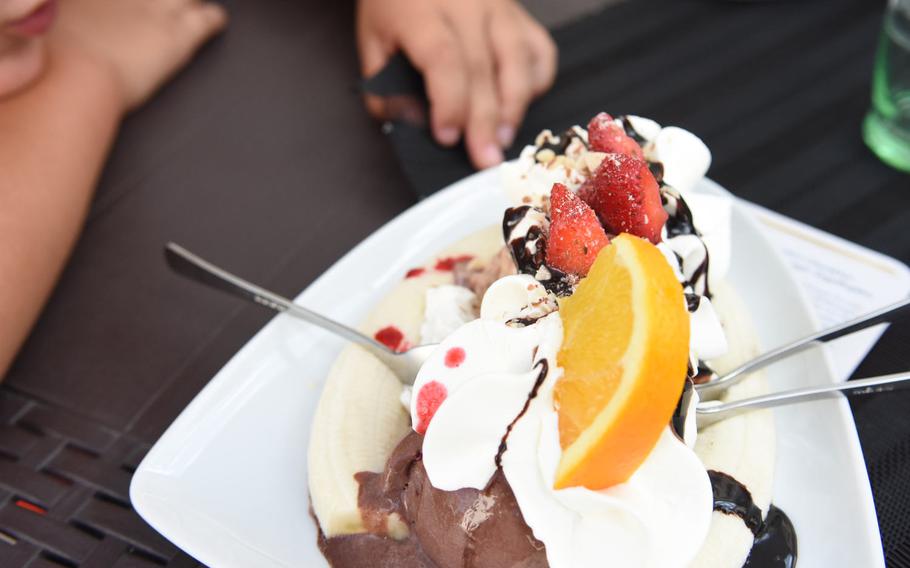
[587,112,643,158]
[578,153,667,244]
[545,183,610,277]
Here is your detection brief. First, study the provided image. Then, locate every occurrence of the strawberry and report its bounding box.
[545,183,610,277]
[578,153,667,244]
[587,112,643,158]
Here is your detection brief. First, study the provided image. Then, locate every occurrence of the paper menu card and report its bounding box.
[741,202,910,382]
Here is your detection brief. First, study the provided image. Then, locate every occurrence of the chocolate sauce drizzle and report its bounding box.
[503,206,574,296]
[536,127,589,155]
[690,251,712,298]
[619,116,663,183]
[621,116,649,146]
[663,187,698,239]
[648,161,665,185]
[689,359,716,384]
[506,316,542,328]
[684,293,717,383]
[494,359,549,468]
[670,379,695,443]
[708,470,798,567]
[709,470,764,534]
[660,186,712,298]
[503,206,546,269]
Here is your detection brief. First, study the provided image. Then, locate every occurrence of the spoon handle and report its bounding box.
[164,243,390,354]
[696,371,910,428]
[697,296,910,396]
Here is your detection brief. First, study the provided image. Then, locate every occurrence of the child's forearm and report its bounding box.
[0,46,124,378]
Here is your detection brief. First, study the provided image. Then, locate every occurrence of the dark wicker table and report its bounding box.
[1,0,908,567]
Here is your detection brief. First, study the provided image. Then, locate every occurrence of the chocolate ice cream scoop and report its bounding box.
[318,431,547,568]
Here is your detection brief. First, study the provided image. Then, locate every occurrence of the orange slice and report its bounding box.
[553,233,689,490]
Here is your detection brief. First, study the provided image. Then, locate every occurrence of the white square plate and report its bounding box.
[131,169,885,567]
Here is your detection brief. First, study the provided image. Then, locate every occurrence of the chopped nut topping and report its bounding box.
[534,129,557,147]
[583,151,607,173]
[535,148,556,164]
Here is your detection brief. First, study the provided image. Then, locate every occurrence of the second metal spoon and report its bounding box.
[696,371,910,428]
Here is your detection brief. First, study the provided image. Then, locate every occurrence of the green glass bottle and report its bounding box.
[864,0,910,173]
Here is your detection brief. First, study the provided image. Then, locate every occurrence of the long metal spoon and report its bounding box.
[696,296,910,396]
[164,243,436,385]
[695,371,910,429]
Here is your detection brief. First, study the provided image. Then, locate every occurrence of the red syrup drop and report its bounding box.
[374,325,406,352]
[434,254,474,271]
[405,267,425,279]
[415,381,447,434]
[444,347,466,368]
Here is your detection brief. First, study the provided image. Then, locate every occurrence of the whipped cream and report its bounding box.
[682,192,732,290]
[413,276,713,568]
[500,128,594,207]
[419,284,477,344]
[625,115,662,142]
[656,241,728,372]
[480,274,556,322]
[689,295,728,362]
[645,126,711,194]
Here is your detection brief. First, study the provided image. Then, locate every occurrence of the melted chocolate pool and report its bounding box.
[709,470,798,567]
[744,505,798,568]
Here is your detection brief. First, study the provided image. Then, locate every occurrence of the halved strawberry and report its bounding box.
[546,183,610,277]
[578,153,667,244]
[587,112,643,158]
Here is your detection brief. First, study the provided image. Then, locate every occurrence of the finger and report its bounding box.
[182,2,228,42]
[519,10,558,96]
[398,16,468,146]
[363,93,387,120]
[357,22,391,79]
[357,27,392,121]
[449,9,502,168]
[490,7,534,148]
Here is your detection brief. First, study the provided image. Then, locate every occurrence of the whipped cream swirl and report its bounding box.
[411,275,713,568]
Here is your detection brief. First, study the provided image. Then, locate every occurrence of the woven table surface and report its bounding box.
[1,0,908,567]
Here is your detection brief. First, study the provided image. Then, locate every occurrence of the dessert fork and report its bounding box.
[164,243,436,385]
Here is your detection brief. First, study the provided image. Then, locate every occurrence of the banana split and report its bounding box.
[308,113,797,567]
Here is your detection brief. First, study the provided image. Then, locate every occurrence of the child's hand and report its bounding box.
[53,0,227,112]
[357,0,557,170]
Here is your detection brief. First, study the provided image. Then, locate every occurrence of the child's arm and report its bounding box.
[0,0,226,378]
